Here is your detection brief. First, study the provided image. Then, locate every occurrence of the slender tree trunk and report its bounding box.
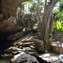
[40,0,57,51]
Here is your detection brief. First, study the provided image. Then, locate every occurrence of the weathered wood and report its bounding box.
[40,0,58,51]
[30,38,44,52]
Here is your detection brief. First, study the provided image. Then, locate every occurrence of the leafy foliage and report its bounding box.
[53,0,63,32]
[54,21,63,32]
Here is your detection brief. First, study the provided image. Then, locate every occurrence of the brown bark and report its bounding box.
[40,0,57,51]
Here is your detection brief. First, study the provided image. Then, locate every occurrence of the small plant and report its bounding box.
[54,21,63,32]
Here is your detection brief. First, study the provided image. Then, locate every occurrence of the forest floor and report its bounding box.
[0,33,62,63]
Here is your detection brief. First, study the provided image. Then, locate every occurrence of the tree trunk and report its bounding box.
[40,0,57,51]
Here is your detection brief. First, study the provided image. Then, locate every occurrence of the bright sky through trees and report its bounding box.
[22,0,60,14]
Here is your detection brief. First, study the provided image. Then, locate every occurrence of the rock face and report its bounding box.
[0,17,17,54]
[0,0,21,18]
[2,0,20,17]
[0,0,2,13]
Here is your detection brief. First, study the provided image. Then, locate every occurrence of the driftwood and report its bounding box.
[31,38,44,51]
[32,38,43,44]
[21,36,44,52]
[21,36,43,46]
[21,36,33,42]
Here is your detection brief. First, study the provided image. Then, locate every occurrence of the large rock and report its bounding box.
[11,52,39,63]
[0,17,17,54]
[1,0,20,17]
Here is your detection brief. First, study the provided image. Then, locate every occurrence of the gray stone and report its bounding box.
[11,52,39,63]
